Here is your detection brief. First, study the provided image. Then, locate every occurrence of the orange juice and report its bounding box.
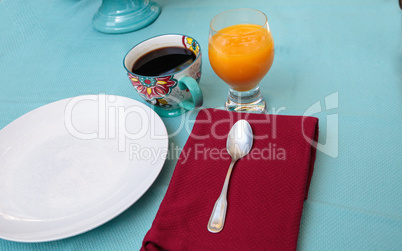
[209,24,274,92]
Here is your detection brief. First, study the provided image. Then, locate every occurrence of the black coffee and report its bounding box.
[131,46,196,76]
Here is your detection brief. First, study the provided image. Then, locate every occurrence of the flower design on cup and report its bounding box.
[147,97,172,108]
[188,59,202,83]
[183,36,200,55]
[129,73,177,100]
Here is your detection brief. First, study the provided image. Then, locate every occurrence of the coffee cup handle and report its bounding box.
[178,76,203,110]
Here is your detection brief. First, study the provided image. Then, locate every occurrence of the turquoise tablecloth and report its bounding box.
[1,0,401,250]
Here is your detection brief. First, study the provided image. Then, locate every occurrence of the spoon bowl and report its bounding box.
[226,120,253,160]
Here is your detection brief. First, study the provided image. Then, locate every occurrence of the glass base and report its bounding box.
[225,86,266,113]
[92,0,161,34]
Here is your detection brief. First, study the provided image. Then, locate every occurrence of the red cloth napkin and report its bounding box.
[142,108,319,251]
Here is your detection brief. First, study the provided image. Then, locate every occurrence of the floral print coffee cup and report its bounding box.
[124,34,203,117]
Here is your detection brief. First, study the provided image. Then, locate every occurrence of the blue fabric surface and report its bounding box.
[0,0,401,250]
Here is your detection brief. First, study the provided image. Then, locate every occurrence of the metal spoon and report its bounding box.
[207,119,253,233]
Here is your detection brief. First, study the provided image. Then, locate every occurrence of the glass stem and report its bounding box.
[225,86,266,113]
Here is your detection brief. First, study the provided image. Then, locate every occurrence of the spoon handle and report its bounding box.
[207,159,236,233]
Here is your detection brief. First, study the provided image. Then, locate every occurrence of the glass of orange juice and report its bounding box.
[209,8,274,113]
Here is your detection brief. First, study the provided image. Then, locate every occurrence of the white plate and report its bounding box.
[0,95,168,242]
